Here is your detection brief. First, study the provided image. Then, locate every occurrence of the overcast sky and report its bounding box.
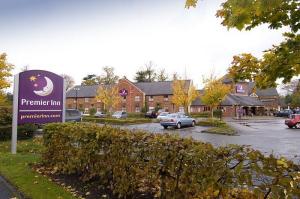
[1,0,287,89]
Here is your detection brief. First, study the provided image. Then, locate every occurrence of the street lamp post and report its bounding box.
[74,87,80,110]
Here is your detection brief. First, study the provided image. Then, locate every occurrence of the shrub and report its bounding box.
[82,117,152,124]
[197,118,226,127]
[0,123,38,141]
[89,108,96,116]
[0,105,12,125]
[43,123,300,198]
[127,112,144,118]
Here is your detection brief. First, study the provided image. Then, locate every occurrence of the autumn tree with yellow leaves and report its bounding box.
[95,85,121,114]
[0,53,13,105]
[201,75,231,118]
[172,79,198,114]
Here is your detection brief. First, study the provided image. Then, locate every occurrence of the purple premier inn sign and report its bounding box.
[11,70,65,153]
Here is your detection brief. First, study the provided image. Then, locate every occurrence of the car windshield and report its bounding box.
[160,112,168,116]
[114,111,122,115]
[168,114,179,118]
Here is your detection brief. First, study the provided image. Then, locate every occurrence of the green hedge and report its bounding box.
[191,110,222,118]
[197,118,226,127]
[0,124,38,141]
[82,117,153,124]
[0,105,12,125]
[43,123,300,198]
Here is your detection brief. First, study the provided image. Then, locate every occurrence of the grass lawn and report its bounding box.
[198,118,237,135]
[201,125,237,135]
[0,138,77,199]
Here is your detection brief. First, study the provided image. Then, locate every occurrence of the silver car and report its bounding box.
[112,111,128,119]
[157,112,170,121]
[65,109,82,122]
[160,113,196,129]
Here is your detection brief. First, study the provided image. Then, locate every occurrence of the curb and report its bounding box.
[0,175,24,199]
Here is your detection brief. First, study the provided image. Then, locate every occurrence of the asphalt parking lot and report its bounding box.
[125,118,300,163]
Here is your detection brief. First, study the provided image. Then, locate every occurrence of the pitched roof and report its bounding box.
[191,94,264,107]
[66,85,100,98]
[248,82,279,97]
[134,80,191,96]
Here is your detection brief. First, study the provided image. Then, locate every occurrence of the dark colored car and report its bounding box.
[145,111,157,118]
[65,109,82,122]
[285,114,300,129]
[274,109,293,117]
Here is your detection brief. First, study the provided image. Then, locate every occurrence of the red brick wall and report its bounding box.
[117,79,145,113]
[66,97,103,112]
[145,95,176,112]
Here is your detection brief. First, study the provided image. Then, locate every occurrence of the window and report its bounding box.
[122,96,126,102]
[204,106,211,112]
[149,96,154,101]
[135,107,140,112]
[121,107,126,112]
[97,99,101,103]
[73,99,76,103]
[68,104,72,109]
[164,95,168,101]
[135,96,140,102]
[149,106,154,111]
[85,98,89,102]
[84,108,89,113]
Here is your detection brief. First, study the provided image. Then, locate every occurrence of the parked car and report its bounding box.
[274,109,293,117]
[112,111,128,119]
[145,111,157,118]
[157,112,169,121]
[160,113,196,129]
[95,111,107,118]
[285,114,300,129]
[65,109,82,122]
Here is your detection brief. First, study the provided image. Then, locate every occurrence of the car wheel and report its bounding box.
[176,123,181,129]
[296,123,300,129]
[163,126,168,129]
[191,121,196,127]
[288,126,293,129]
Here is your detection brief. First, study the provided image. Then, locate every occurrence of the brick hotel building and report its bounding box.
[66,78,280,117]
[66,78,192,114]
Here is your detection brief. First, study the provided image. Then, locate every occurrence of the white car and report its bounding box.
[157,112,170,120]
[95,111,107,118]
[112,111,128,119]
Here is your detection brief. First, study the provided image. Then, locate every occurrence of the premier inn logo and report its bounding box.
[29,74,54,97]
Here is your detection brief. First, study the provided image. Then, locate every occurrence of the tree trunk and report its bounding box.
[211,107,214,118]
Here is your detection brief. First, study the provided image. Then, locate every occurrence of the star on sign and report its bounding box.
[29,76,37,81]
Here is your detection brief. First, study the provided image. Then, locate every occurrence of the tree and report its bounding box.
[186,0,300,88]
[157,69,169,81]
[290,80,300,107]
[81,74,100,86]
[98,66,119,85]
[95,85,121,114]
[61,74,75,91]
[201,75,231,118]
[228,34,300,88]
[172,79,198,113]
[134,61,157,82]
[0,53,13,105]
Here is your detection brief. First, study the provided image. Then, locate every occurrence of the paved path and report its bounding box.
[0,176,23,199]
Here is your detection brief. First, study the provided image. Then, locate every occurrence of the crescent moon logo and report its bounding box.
[33,76,54,96]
